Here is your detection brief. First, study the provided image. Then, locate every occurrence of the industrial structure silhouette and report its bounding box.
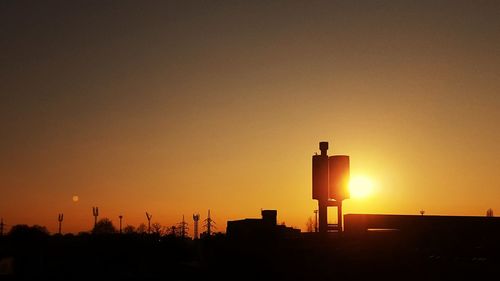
[312,141,350,233]
[227,209,300,239]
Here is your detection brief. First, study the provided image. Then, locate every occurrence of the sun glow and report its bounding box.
[349,176,374,199]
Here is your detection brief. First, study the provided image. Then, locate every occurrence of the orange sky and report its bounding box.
[1,1,500,235]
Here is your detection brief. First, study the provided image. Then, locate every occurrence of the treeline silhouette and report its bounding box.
[1,221,217,280]
[2,219,500,280]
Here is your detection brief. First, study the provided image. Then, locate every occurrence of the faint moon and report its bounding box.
[72,195,79,202]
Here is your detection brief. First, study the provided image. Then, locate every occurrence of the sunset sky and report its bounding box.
[1,1,500,235]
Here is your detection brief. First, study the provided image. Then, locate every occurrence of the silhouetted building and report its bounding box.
[227,210,300,240]
[344,214,500,238]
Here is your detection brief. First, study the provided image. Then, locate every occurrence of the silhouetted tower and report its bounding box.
[193,213,200,239]
[58,213,64,234]
[312,141,350,233]
[0,218,4,236]
[92,207,99,228]
[203,209,216,236]
[178,215,189,238]
[420,210,425,216]
[118,215,123,234]
[145,212,152,234]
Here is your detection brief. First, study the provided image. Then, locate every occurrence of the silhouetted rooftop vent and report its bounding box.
[261,210,277,226]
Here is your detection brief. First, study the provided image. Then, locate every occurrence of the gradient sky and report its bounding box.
[1,0,500,235]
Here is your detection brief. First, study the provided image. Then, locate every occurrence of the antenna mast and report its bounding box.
[179,215,189,238]
[58,213,64,234]
[92,207,99,228]
[145,212,152,234]
[193,213,200,239]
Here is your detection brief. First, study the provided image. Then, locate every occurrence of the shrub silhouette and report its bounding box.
[8,224,49,239]
[92,218,117,234]
[136,223,147,234]
[123,225,136,234]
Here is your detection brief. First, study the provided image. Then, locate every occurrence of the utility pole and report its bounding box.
[119,215,123,234]
[313,209,318,232]
[193,213,200,239]
[58,213,64,235]
[203,209,216,236]
[179,215,188,239]
[145,212,152,234]
[92,207,99,228]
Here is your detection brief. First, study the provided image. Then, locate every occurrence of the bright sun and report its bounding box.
[349,175,374,199]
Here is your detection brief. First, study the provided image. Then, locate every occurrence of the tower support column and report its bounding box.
[337,201,342,232]
[319,201,328,234]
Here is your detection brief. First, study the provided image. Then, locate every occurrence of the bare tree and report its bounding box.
[487,208,494,217]
[306,216,314,232]
[151,222,164,236]
[136,223,147,234]
[123,225,136,234]
[169,225,178,237]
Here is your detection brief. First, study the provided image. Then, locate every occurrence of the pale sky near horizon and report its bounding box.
[1,0,500,234]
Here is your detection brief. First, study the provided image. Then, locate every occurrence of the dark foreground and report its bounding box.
[1,230,500,280]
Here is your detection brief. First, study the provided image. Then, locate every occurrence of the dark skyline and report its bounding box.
[1,1,500,234]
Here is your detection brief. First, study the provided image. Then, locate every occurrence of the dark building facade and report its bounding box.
[227,210,300,240]
[344,213,500,238]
